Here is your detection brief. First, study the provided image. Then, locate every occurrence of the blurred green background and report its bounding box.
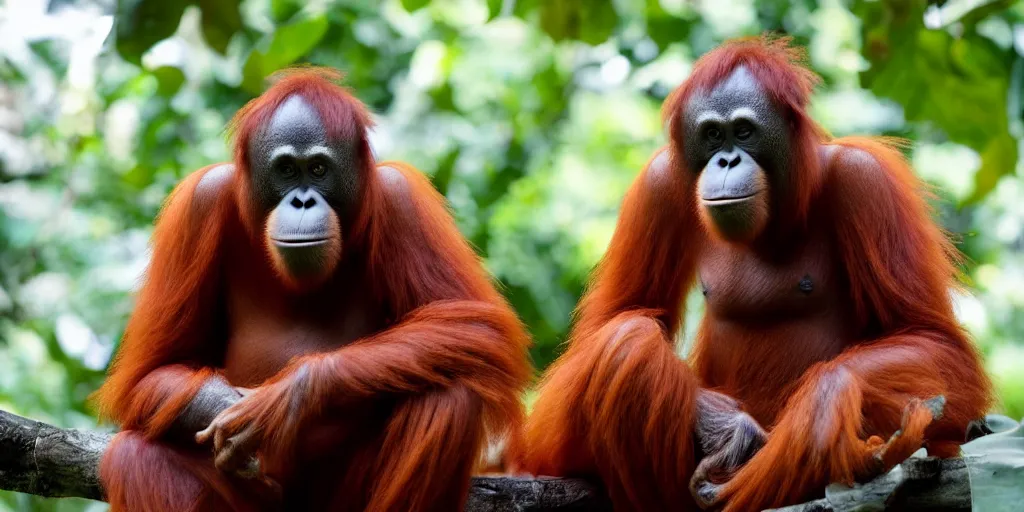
[0,0,1022,509]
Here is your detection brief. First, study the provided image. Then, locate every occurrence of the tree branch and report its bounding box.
[0,409,1005,511]
[0,409,107,500]
[764,457,970,511]
[0,409,610,510]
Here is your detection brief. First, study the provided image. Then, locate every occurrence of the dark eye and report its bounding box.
[311,161,327,178]
[278,162,297,178]
[735,122,753,141]
[706,127,722,141]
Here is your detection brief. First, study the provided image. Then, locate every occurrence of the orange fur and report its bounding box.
[94,70,531,511]
[94,163,233,435]
[513,148,704,510]
[514,36,993,511]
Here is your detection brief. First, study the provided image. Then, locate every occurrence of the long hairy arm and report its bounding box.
[512,149,716,510]
[825,137,993,429]
[93,164,236,440]
[570,149,704,339]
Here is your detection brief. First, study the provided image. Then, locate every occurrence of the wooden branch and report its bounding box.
[0,409,108,500]
[0,409,608,511]
[0,409,995,511]
[765,457,970,511]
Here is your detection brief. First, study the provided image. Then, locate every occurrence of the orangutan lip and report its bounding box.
[272,238,329,247]
[702,193,758,205]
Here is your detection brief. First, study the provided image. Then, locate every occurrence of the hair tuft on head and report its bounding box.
[265,65,347,88]
[227,65,375,177]
[662,34,822,126]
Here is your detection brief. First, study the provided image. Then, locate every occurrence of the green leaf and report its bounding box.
[429,82,457,112]
[645,0,695,51]
[270,0,302,23]
[196,0,243,54]
[538,0,617,45]
[487,0,504,20]
[401,0,430,12]
[931,0,1020,28]
[240,15,330,94]
[151,66,186,97]
[968,132,1018,203]
[241,52,265,95]
[857,0,1017,204]
[262,15,330,70]
[512,0,540,18]
[28,40,70,77]
[103,72,158,103]
[115,0,188,65]
[577,0,618,45]
[430,148,459,196]
[962,417,1024,511]
[538,1,574,42]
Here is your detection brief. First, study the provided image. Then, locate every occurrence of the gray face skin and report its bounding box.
[248,94,361,222]
[682,66,791,242]
[247,95,358,284]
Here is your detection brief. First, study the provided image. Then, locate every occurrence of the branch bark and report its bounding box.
[764,456,971,511]
[0,409,992,511]
[0,409,107,500]
[0,409,610,510]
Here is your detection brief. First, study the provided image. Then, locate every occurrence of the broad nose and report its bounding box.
[715,152,742,169]
[289,188,319,209]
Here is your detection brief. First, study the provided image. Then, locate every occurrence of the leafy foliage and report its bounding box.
[858,0,1019,203]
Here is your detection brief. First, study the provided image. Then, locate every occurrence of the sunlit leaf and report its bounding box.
[263,15,330,69]
[270,0,303,22]
[401,0,430,12]
[930,0,1020,28]
[103,72,157,103]
[487,0,504,20]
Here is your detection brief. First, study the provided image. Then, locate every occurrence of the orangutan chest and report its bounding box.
[697,238,839,323]
[219,250,384,386]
